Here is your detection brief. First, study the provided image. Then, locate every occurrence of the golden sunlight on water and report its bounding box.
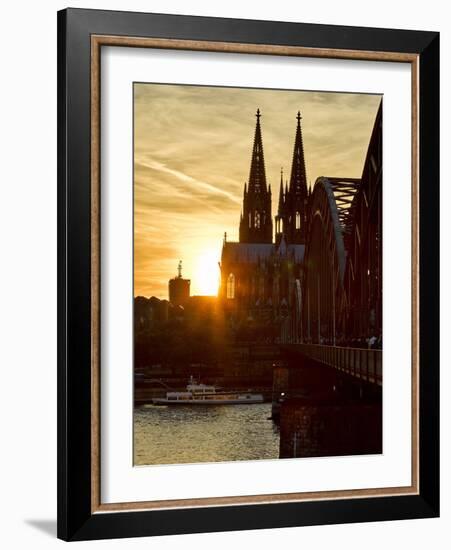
[134,404,280,466]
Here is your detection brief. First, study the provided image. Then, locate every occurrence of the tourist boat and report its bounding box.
[152,377,264,405]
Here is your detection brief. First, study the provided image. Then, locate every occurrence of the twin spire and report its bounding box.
[247,108,267,194]
[289,111,308,198]
[239,108,272,243]
[278,167,285,212]
[240,109,308,245]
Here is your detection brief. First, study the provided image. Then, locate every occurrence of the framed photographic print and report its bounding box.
[57,8,439,541]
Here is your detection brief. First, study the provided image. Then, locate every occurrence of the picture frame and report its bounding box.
[57,7,439,541]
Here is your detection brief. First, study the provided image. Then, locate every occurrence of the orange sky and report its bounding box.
[134,83,381,299]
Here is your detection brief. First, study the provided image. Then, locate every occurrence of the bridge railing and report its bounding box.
[296,344,382,386]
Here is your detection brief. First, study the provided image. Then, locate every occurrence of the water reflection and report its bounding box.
[134,403,279,465]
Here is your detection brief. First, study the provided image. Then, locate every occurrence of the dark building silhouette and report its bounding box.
[168,261,190,307]
[134,296,169,332]
[219,105,383,345]
[136,101,382,353]
[220,110,307,339]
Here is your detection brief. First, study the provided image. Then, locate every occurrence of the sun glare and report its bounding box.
[193,249,220,296]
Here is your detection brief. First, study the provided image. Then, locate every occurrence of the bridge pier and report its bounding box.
[271,366,289,420]
[279,395,382,458]
[275,345,382,458]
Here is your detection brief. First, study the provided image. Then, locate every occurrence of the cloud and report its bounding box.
[134,83,381,298]
[137,157,241,205]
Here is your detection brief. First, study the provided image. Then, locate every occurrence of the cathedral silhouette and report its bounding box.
[220,109,310,340]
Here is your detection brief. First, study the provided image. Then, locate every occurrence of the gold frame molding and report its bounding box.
[90,35,419,514]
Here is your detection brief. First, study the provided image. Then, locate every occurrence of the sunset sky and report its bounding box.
[134,83,381,299]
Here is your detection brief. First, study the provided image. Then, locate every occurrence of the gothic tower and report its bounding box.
[239,109,273,243]
[275,168,288,245]
[279,111,308,244]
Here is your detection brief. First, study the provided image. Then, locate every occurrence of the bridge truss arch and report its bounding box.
[299,102,382,346]
[301,177,359,344]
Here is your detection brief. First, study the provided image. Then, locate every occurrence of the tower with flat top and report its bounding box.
[168,260,190,307]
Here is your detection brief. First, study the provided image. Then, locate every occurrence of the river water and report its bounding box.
[134,403,280,465]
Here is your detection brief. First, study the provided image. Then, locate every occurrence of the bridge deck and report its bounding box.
[286,344,382,386]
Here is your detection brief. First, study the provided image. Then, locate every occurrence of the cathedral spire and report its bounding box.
[275,167,286,246]
[247,108,267,194]
[281,111,309,244]
[278,168,284,213]
[239,109,272,244]
[288,111,308,197]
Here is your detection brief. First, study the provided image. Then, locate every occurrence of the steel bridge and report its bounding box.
[289,103,382,385]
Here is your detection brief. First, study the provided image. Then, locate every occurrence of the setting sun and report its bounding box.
[193,248,220,296]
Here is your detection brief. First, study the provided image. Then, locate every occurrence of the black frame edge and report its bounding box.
[65,6,438,53]
[69,495,438,542]
[57,8,68,542]
[58,7,95,540]
[418,32,440,516]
